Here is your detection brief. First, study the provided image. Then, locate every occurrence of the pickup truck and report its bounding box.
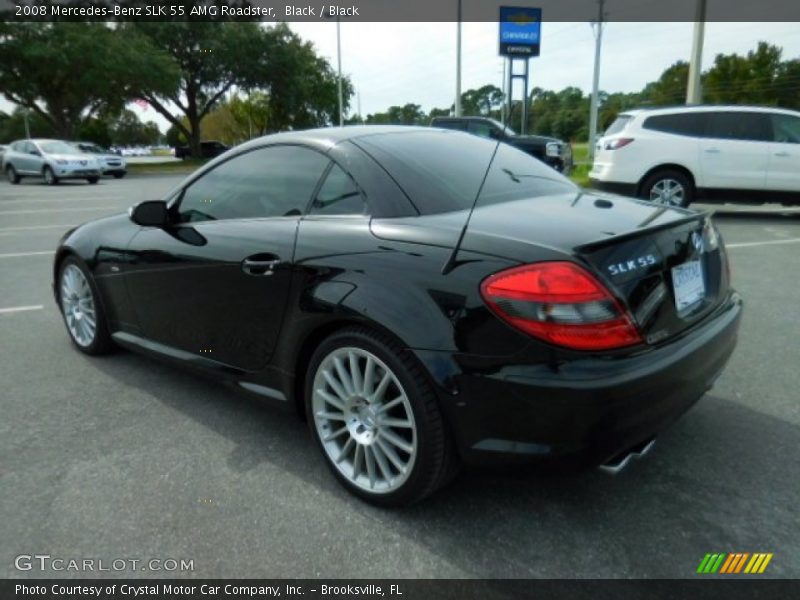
[174,140,230,160]
[430,116,572,174]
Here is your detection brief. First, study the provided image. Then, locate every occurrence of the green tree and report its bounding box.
[461,85,504,116]
[228,92,272,139]
[129,18,268,156]
[704,42,785,106]
[366,104,426,125]
[109,109,162,146]
[131,19,350,155]
[259,23,353,131]
[0,107,56,142]
[0,22,178,138]
[640,61,689,106]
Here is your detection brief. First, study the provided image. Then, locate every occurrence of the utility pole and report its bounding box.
[336,17,344,126]
[588,0,605,162]
[686,0,707,104]
[455,0,462,116]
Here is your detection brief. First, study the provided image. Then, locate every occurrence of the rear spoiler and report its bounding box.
[576,208,711,253]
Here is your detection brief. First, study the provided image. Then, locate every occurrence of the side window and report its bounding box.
[771,114,800,144]
[310,163,367,216]
[176,145,329,223]
[705,112,771,142]
[468,121,494,138]
[643,113,704,137]
[438,120,467,132]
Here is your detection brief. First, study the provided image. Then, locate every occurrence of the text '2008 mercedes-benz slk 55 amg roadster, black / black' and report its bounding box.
[53,126,742,506]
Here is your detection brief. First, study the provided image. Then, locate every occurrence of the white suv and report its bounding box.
[589,105,800,207]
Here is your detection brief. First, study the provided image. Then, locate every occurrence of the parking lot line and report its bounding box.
[0,206,110,216]
[0,251,54,259]
[0,305,44,315]
[726,238,800,249]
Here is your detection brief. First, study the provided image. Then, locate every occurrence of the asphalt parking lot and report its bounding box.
[1,175,798,579]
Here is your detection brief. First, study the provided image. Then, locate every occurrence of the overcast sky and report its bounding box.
[3,21,799,133]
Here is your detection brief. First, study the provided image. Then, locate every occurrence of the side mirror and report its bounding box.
[29,149,41,156]
[130,200,169,227]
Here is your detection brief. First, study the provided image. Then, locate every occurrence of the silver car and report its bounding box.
[75,142,127,179]
[3,139,101,185]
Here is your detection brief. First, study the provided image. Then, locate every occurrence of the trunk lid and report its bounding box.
[372,191,730,345]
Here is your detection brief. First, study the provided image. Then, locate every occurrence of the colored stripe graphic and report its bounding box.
[720,554,736,573]
[700,553,774,574]
[697,554,713,573]
[734,553,750,573]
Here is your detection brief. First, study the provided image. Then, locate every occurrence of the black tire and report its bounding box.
[113,172,126,179]
[305,326,459,506]
[6,165,20,184]
[57,256,115,355]
[87,177,99,184]
[43,165,59,185]
[639,169,694,208]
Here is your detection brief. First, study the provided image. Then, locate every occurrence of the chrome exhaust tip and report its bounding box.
[598,438,656,475]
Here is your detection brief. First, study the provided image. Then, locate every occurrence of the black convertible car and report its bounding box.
[54,126,741,505]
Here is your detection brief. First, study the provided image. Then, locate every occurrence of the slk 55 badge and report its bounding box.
[608,254,657,276]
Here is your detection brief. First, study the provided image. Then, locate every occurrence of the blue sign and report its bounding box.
[499,6,542,57]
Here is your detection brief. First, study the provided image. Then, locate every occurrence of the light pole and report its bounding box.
[686,0,707,104]
[455,0,462,117]
[588,0,605,162]
[336,17,344,126]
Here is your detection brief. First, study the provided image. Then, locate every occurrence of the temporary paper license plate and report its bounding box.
[672,260,705,312]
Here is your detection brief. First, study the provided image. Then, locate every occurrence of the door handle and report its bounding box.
[704,148,720,154]
[774,151,791,157]
[242,256,281,276]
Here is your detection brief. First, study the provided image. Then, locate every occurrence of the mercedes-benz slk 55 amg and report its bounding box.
[53,126,742,505]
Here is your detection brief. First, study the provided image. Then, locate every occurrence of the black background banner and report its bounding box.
[3,0,800,22]
[3,580,800,600]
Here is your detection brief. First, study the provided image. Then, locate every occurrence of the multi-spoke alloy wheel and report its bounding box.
[58,258,114,355]
[312,347,417,494]
[60,264,97,347]
[641,169,693,208]
[307,328,457,505]
[649,178,685,206]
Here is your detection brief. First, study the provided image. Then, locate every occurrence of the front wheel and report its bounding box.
[640,169,693,208]
[58,257,114,355]
[306,327,458,506]
[6,165,20,184]
[113,172,125,179]
[43,166,59,185]
[87,177,99,184]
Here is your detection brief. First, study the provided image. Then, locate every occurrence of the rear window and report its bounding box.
[355,131,575,215]
[643,113,705,137]
[604,115,632,136]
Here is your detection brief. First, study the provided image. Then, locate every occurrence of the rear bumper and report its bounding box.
[432,292,742,468]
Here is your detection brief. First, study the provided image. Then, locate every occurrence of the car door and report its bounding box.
[766,112,800,193]
[699,111,771,191]
[123,144,330,371]
[18,141,41,174]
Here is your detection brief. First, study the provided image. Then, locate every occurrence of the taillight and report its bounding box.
[480,261,642,351]
[604,137,634,150]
